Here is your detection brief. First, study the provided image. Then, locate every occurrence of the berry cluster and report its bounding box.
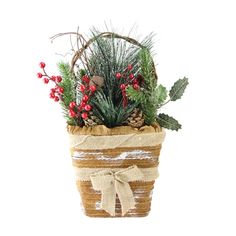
[37,62,64,102]
[115,64,143,107]
[68,75,97,120]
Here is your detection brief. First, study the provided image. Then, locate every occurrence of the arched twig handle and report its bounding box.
[70,32,145,72]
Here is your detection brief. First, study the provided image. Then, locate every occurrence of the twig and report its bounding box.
[78,33,92,74]
[70,32,145,72]
[50,32,85,42]
[158,99,171,109]
[76,27,80,52]
[69,35,75,53]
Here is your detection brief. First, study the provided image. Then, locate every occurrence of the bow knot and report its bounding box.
[90,165,144,216]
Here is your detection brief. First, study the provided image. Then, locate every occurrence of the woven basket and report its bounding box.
[68,125,165,217]
[67,32,164,217]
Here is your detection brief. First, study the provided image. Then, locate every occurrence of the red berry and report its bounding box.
[56,76,62,83]
[37,72,43,78]
[49,92,55,99]
[84,104,92,111]
[58,87,64,93]
[54,96,59,102]
[81,112,88,119]
[132,79,138,84]
[89,85,97,92]
[129,74,134,79]
[79,84,86,92]
[82,75,90,83]
[43,78,49,84]
[116,72,122,79]
[69,101,76,109]
[39,62,46,69]
[82,95,89,102]
[69,109,76,118]
[127,64,133,70]
[50,88,56,93]
[120,84,126,90]
[51,76,56,81]
[137,74,143,79]
[133,84,140,90]
[80,102,86,108]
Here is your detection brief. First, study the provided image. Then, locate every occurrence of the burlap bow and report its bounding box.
[90,165,144,216]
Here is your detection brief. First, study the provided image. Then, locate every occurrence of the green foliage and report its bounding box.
[77,69,86,79]
[154,85,168,105]
[157,113,182,131]
[126,86,155,125]
[126,48,165,125]
[57,62,78,125]
[126,48,188,128]
[138,48,157,124]
[91,91,135,128]
[139,48,157,90]
[53,31,188,130]
[169,77,189,101]
[82,29,155,127]
[126,86,145,104]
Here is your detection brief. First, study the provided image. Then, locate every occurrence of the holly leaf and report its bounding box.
[169,77,189,101]
[154,84,167,105]
[157,113,182,131]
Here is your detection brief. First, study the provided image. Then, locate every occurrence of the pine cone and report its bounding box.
[84,111,102,127]
[89,76,104,88]
[126,108,144,128]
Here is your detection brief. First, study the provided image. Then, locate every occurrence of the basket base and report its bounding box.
[84,212,149,218]
[83,211,151,218]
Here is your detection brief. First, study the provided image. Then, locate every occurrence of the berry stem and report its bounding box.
[42,68,59,86]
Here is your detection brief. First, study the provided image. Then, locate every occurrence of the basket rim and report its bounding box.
[67,124,162,136]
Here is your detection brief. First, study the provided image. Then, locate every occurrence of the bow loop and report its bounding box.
[90,165,144,216]
[90,170,114,190]
[115,165,144,182]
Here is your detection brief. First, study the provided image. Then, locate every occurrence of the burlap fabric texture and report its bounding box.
[68,125,165,217]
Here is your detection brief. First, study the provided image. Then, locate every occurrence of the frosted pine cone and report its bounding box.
[126,108,144,128]
[84,111,102,126]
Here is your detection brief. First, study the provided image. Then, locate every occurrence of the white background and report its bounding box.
[0,0,236,235]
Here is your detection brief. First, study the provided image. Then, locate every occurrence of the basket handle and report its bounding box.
[70,31,157,80]
[70,32,145,72]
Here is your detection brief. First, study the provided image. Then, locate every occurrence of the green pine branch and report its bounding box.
[126,48,168,125]
[84,29,155,127]
[126,86,145,104]
[139,48,157,90]
[57,62,79,126]
[91,90,135,127]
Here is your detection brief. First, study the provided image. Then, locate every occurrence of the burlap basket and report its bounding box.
[68,125,165,217]
[67,32,165,217]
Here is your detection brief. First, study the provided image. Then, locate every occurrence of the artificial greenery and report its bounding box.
[86,29,154,127]
[51,29,188,130]
[169,77,189,101]
[91,90,135,127]
[126,48,188,129]
[57,62,78,125]
[157,113,182,131]
[126,48,169,125]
